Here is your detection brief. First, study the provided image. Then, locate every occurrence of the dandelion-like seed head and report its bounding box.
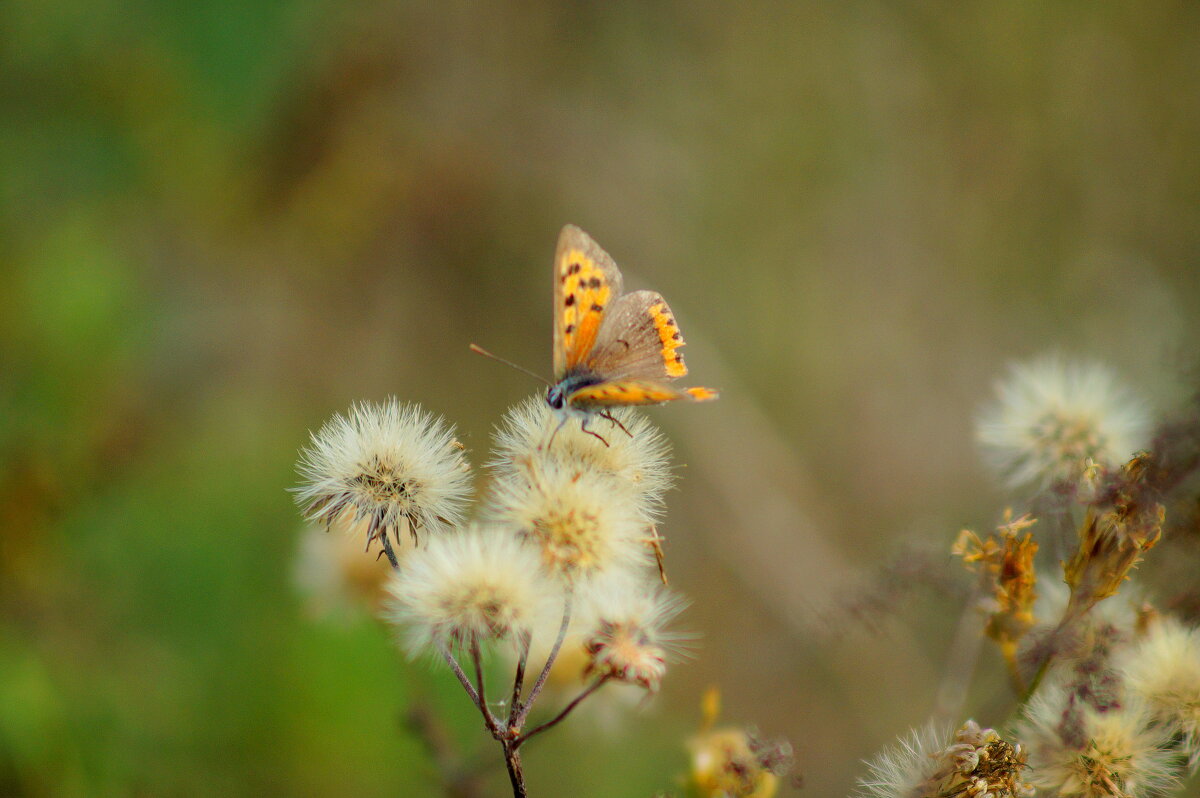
[294,400,472,545]
[579,576,689,691]
[382,526,559,655]
[855,721,1030,798]
[1119,618,1200,767]
[854,724,945,798]
[486,459,649,583]
[490,396,673,516]
[976,357,1149,490]
[1019,686,1177,798]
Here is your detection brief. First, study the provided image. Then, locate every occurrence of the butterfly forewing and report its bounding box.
[553,225,624,379]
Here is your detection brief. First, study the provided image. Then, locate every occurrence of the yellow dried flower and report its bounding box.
[685,688,792,798]
[1063,455,1163,620]
[953,512,1039,682]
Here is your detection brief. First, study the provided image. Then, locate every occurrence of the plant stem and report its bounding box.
[379,529,401,569]
[470,641,499,734]
[502,741,527,798]
[439,646,483,709]
[508,632,531,726]
[513,595,572,729]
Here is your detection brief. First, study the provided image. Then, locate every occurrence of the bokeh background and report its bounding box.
[3,1,1199,796]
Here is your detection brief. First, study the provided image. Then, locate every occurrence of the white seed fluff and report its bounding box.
[578,574,690,690]
[489,396,673,518]
[854,724,949,798]
[976,357,1149,489]
[383,527,559,655]
[485,457,651,584]
[294,399,472,542]
[1119,619,1200,767]
[1018,686,1177,798]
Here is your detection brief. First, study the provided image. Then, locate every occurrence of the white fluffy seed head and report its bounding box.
[294,399,472,542]
[484,457,651,585]
[489,396,673,518]
[1018,685,1178,797]
[856,721,1030,798]
[976,357,1149,489]
[1119,619,1200,767]
[382,526,559,655]
[577,574,690,691]
[854,724,949,798]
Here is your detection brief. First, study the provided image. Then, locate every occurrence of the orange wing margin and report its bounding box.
[568,380,719,407]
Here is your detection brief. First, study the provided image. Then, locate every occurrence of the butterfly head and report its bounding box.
[545,384,567,411]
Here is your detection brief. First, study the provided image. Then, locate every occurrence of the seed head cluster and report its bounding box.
[295,394,687,686]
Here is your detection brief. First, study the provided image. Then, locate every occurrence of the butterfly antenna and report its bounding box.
[469,344,552,386]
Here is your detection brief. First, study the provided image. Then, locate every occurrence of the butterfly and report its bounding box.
[544,225,718,444]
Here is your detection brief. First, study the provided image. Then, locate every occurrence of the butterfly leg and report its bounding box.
[578,415,610,447]
[545,414,569,450]
[599,410,633,438]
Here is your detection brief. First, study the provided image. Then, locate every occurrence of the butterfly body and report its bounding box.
[548,225,717,432]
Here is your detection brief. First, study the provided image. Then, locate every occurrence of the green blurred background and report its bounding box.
[3,1,1199,795]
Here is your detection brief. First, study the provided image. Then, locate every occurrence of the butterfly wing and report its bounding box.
[585,289,692,382]
[553,225,624,380]
[567,380,718,407]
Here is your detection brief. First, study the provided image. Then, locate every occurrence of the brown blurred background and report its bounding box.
[2,1,1199,795]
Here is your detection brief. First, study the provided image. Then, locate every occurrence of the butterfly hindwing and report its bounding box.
[587,289,690,382]
[567,380,718,407]
[553,225,623,379]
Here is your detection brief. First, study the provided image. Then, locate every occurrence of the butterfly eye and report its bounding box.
[546,386,565,410]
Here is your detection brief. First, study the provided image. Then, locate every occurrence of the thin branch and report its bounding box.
[508,631,532,727]
[470,640,499,735]
[379,528,401,569]
[439,645,482,708]
[516,676,610,749]
[513,594,573,729]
